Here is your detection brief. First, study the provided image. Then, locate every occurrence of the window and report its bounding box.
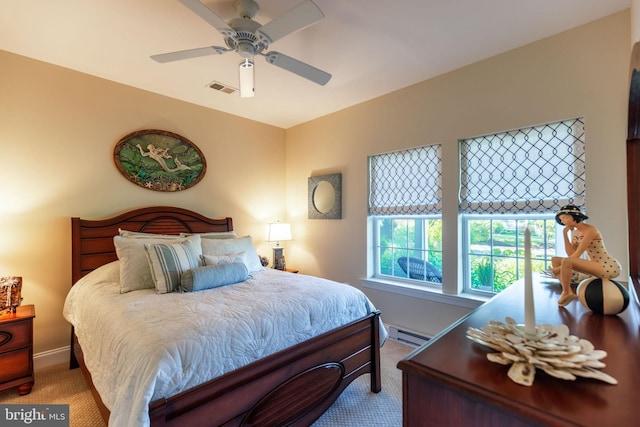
[374,216,442,283]
[464,215,557,294]
[365,118,586,300]
[460,118,586,294]
[369,145,442,285]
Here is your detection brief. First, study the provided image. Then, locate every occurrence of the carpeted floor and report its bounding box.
[0,360,105,427]
[313,339,410,427]
[0,340,412,426]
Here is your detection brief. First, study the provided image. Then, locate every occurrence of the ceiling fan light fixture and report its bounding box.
[154,0,331,94]
[239,58,255,98]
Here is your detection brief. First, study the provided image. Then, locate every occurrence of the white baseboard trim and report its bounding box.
[34,346,70,371]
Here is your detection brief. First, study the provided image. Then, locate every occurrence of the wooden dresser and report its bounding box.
[0,305,35,395]
[398,279,639,426]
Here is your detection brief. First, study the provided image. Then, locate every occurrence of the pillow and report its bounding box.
[202,252,248,268]
[114,234,201,293]
[180,231,238,239]
[118,228,182,239]
[180,262,248,292]
[94,260,121,285]
[145,238,202,294]
[201,235,263,273]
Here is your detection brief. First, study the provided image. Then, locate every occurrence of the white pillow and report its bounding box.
[118,228,183,239]
[201,235,263,273]
[114,234,201,293]
[145,238,202,294]
[73,260,121,288]
[180,231,238,239]
[202,252,248,268]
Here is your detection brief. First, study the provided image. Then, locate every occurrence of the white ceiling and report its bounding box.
[0,0,630,128]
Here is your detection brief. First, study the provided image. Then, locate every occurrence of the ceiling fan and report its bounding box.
[151,0,332,97]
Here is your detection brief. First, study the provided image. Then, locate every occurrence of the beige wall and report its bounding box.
[0,51,286,354]
[285,11,631,337]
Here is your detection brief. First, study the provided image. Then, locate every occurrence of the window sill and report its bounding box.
[360,277,488,310]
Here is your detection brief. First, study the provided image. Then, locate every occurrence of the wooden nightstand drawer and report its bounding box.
[0,320,31,353]
[0,304,35,395]
[0,347,31,383]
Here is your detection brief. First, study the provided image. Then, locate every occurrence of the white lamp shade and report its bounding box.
[239,58,254,98]
[267,222,292,243]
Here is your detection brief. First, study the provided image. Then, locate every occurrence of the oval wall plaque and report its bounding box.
[114,129,206,192]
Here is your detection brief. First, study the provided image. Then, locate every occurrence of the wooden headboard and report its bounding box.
[71,206,233,285]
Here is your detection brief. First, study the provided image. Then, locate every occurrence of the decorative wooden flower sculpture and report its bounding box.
[466,317,617,386]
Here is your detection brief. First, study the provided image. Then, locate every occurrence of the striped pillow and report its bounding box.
[145,239,202,294]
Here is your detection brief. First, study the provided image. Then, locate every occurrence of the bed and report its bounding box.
[64,206,383,427]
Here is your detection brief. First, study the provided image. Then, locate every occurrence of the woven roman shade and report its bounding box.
[459,118,586,214]
[368,145,442,215]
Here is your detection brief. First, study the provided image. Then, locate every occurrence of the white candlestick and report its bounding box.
[524,228,535,335]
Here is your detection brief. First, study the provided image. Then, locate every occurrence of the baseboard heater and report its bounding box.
[387,325,430,347]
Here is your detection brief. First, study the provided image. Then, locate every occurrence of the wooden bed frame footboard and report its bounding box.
[148,310,381,427]
[69,206,382,426]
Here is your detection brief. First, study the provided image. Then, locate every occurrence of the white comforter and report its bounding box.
[63,261,384,427]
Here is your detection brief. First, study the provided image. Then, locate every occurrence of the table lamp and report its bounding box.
[267,222,292,270]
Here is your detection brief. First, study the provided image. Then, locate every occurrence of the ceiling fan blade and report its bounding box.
[257,0,324,44]
[263,51,331,85]
[178,0,236,38]
[151,46,228,63]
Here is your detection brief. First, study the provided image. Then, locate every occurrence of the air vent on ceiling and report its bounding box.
[207,80,237,95]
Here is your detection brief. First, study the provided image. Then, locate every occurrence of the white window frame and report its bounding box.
[371,215,443,287]
[461,213,560,295]
[458,118,585,295]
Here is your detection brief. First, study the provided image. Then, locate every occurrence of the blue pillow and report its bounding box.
[180,262,248,292]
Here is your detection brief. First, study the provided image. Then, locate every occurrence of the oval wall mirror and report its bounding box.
[308,173,342,219]
[313,181,335,213]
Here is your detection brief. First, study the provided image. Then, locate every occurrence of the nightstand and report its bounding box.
[0,304,35,395]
